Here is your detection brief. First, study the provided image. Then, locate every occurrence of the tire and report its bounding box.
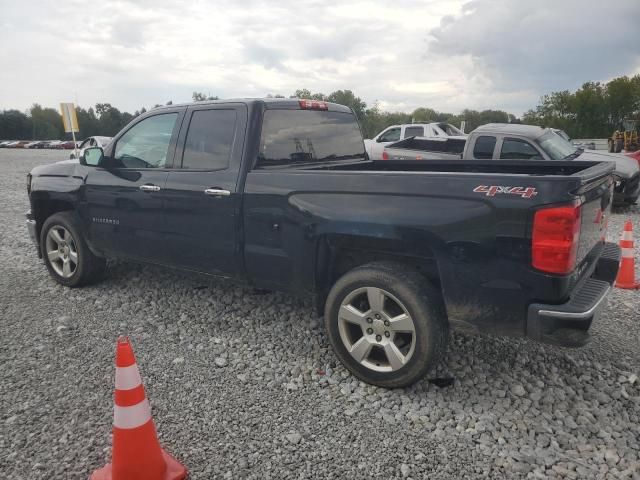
[40,212,106,287]
[324,262,448,388]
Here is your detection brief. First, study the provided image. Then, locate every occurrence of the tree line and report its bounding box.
[522,75,640,138]
[1,76,639,141]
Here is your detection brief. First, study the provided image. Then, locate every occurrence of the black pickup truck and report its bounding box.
[26,98,621,387]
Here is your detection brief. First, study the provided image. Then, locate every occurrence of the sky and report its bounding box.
[1,0,639,116]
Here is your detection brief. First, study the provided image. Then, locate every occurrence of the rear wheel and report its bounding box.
[324,262,448,388]
[40,212,106,287]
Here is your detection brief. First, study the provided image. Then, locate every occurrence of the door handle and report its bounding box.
[204,188,231,197]
[139,184,161,192]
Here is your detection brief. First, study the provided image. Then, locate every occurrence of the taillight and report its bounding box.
[298,99,328,110]
[382,150,389,160]
[532,204,581,274]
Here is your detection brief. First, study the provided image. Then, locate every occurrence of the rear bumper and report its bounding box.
[526,242,620,347]
[26,210,41,258]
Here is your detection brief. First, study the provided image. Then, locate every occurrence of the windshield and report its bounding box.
[258,110,365,167]
[536,131,578,160]
[554,129,571,142]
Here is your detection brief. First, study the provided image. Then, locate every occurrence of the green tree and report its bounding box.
[326,90,367,121]
[0,110,32,139]
[95,103,125,136]
[192,92,218,101]
[606,76,639,130]
[291,89,326,101]
[76,107,100,138]
[30,104,64,140]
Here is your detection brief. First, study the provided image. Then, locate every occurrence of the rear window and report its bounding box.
[257,110,365,168]
[473,135,496,159]
[500,138,542,160]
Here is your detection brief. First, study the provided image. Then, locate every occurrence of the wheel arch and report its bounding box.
[313,233,443,316]
[31,196,76,242]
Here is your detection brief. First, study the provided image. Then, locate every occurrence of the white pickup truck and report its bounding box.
[364,122,467,160]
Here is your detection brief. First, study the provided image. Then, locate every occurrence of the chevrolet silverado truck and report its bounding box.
[384,123,640,206]
[26,99,620,387]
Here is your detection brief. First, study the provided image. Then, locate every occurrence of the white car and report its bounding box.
[70,136,113,159]
[365,123,467,160]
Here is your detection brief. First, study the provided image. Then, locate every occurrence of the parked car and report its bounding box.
[46,140,64,149]
[0,140,15,148]
[26,98,619,388]
[70,136,113,159]
[59,141,76,150]
[25,141,51,149]
[365,123,467,160]
[551,128,596,151]
[385,123,639,205]
[6,140,31,148]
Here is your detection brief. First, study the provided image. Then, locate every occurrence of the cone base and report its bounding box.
[615,281,640,289]
[90,449,187,480]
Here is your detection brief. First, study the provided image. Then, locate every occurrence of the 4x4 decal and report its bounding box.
[473,185,538,199]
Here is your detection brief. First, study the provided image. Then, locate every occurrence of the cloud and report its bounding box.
[427,0,640,111]
[0,0,638,116]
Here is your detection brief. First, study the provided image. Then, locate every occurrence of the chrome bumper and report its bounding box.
[526,243,620,347]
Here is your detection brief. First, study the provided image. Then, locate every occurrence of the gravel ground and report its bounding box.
[1,149,639,479]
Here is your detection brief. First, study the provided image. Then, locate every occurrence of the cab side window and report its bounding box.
[500,138,542,160]
[113,113,178,168]
[404,126,424,138]
[378,128,401,142]
[181,109,237,170]
[473,136,496,159]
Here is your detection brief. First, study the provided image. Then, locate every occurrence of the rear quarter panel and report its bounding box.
[242,169,588,337]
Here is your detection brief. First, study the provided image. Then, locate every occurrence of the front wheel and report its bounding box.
[40,212,106,287]
[324,262,449,388]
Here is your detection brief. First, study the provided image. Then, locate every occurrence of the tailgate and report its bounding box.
[575,172,614,267]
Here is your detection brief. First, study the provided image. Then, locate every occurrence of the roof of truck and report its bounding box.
[150,98,353,113]
[474,123,547,138]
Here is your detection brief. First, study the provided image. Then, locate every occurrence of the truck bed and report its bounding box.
[309,159,612,180]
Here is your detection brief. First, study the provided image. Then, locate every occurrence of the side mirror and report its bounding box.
[80,147,104,167]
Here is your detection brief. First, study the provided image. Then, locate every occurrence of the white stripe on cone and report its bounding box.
[622,247,635,258]
[114,399,152,429]
[622,231,633,241]
[115,364,142,390]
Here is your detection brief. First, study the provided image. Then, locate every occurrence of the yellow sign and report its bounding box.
[60,103,79,133]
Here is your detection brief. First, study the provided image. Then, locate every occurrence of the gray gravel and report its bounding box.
[1,149,639,479]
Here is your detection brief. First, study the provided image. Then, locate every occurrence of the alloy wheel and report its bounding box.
[337,287,417,372]
[45,226,78,278]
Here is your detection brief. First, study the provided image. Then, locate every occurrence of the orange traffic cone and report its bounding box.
[615,221,639,290]
[91,337,187,480]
